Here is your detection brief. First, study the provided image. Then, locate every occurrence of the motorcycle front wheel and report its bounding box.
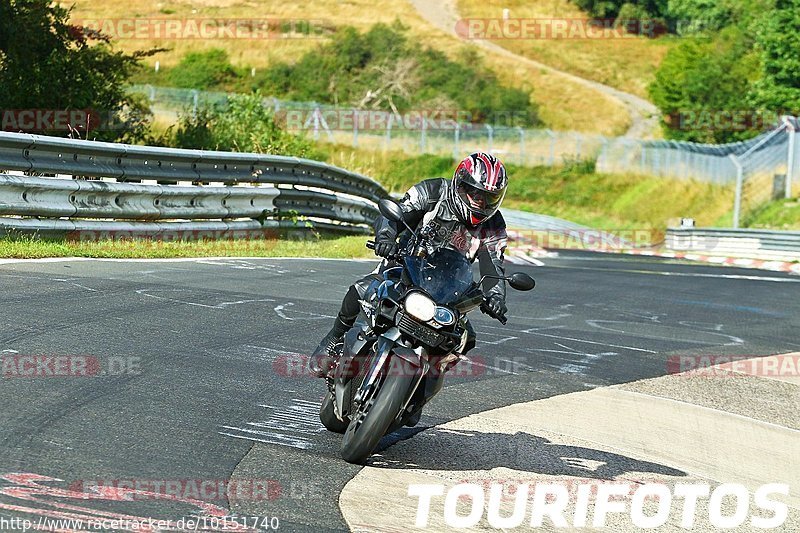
[320,390,349,434]
[340,370,415,464]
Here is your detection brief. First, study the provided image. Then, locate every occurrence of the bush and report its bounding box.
[259,23,540,127]
[172,92,321,158]
[168,49,239,90]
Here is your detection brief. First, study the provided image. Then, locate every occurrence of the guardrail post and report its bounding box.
[546,130,555,165]
[486,124,493,154]
[730,154,744,229]
[453,123,460,159]
[517,127,524,165]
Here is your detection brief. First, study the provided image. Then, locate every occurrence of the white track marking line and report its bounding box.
[585,319,745,346]
[508,326,658,354]
[613,388,800,434]
[135,288,274,309]
[273,302,335,321]
[547,264,800,282]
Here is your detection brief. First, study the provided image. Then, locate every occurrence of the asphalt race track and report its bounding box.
[0,252,798,531]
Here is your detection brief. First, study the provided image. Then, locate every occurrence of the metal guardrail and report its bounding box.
[0,131,388,237]
[666,227,800,259]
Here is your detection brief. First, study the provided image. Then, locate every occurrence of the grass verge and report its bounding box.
[0,234,374,260]
[743,199,800,230]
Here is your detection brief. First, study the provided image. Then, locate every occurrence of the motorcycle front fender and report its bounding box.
[334,323,373,416]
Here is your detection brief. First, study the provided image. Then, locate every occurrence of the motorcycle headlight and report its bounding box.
[434,306,456,326]
[405,292,436,322]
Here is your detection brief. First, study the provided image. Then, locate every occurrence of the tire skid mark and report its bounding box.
[220,398,324,450]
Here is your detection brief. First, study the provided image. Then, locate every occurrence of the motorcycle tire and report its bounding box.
[340,371,415,464]
[320,390,349,434]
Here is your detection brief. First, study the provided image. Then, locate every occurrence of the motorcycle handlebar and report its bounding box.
[481,299,508,325]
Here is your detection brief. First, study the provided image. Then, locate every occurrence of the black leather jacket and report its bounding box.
[374,178,508,302]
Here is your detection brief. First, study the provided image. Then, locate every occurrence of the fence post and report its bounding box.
[546,130,555,165]
[420,117,427,152]
[191,89,199,119]
[454,123,460,158]
[640,143,646,172]
[785,117,796,198]
[385,114,393,151]
[517,127,525,165]
[486,124,493,153]
[730,154,744,229]
[353,110,359,148]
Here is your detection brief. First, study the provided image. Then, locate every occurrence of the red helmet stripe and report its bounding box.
[463,156,474,175]
[476,152,494,188]
[492,159,503,189]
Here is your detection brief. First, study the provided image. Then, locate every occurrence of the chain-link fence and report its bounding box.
[598,117,799,227]
[132,85,799,228]
[132,85,608,166]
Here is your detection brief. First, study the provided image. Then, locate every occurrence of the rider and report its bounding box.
[309,152,510,377]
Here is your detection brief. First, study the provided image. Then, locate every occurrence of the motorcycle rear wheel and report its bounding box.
[340,371,415,464]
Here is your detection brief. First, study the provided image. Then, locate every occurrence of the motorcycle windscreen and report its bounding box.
[403,248,475,305]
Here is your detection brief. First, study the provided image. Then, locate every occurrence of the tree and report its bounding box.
[749,0,800,115]
[648,26,761,142]
[0,0,159,142]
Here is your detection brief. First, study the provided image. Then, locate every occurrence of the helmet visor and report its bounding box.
[457,181,505,216]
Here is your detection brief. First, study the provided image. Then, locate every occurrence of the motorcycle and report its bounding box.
[319,199,536,464]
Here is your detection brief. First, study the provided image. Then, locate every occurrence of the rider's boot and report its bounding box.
[308,317,351,378]
[309,284,363,377]
[308,283,364,377]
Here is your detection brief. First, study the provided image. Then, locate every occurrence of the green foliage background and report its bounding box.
[0,0,159,142]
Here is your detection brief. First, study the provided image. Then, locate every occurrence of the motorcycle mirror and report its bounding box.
[378,199,405,223]
[508,272,535,291]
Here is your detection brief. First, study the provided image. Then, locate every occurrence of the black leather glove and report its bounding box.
[374,239,398,258]
[482,294,507,320]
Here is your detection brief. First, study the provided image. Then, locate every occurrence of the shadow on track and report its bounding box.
[369,428,686,480]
